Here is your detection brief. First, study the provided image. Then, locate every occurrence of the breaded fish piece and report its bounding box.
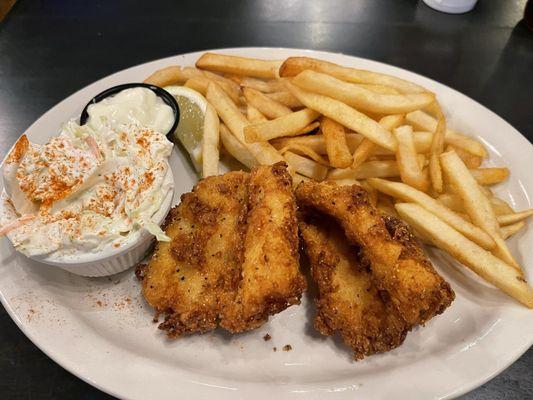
[140,162,305,337]
[295,181,454,326]
[141,171,249,337]
[299,211,408,359]
[220,163,306,332]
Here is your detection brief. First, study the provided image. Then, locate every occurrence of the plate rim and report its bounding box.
[1,46,532,400]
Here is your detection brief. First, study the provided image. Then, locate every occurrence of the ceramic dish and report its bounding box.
[0,48,531,400]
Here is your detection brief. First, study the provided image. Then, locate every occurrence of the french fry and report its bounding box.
[352,114,404,170]
[356,84,400,95]
[185,76,241,104]
[469,168,510,186]
[240,77,286,93]
[292,70,435,114]
[437,193,465,213]
[279,57,427,93]
[368,178,495,250]
[196,53,281,79]
[292,173,311,187]
[244,108,320,142]
[219,124,258,169]
[394,125,428,191]
[332,178,361,186]
[144,65,200,86]
[298,121,320,134]
[206,82,284,165]
[447,145,482,169]
[351,139,376,170]
[321,117,353,168]
[501,221,526,240]
[286,82,397,151]
[429,105,446,193]
[202,70,242,91]
[284,151,328,181]
[202,103,220,177]
[440,150,521,271]
[328,160,399,180]
[266,91,304,108]
[490,197,515,215]
[498,209,533,226]
[278,143,329,166]
[406,110,488,157]
[395,203,533,308]
[246,104,268,122]
[243,87,292,118]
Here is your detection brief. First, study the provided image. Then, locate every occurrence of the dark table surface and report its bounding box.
[1,0,532,399]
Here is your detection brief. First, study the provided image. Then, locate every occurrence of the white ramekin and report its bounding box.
[26,183,174,278]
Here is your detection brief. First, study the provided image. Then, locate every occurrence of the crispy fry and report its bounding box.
[202,103,220,177]
[243,87,292,119]
[406,110,487,157]
[286,82,397,151]
[437,193,464,213]
[447,145,482,169]
[490,197,515,215]
[394,125,428,191]
[240,77,286,93]
[368,178,495,250]
[220,124,258,169]
[321,117,353,168]
[293,70,435,114]
[501,221,526,239]
[298,121,320,134]
[244,108,320,142]
[329,160,399,180]
[284,151,328,181]
[395,203,533,308]
[278,144,329,166]
[429,105,446,193]
[196,53,281,79]
[185,76,241,104]
[352,115,404,170]
[357,84,400,95]
[246,104,268,122]
[440,150,520,271]
[333,178,361,186]
[280,57,427,93]
[265,91,304,108]
[206,82,284,165]
[469,168,510,186]
[497,209,533,226]
[144,65,193,86]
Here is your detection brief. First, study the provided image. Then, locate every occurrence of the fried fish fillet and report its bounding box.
[220,163,306,332]
[299,210,408,359]
[295,181,454,326]
[140,162,305,337]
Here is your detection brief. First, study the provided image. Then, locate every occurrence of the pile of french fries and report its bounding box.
[145,52,533,308]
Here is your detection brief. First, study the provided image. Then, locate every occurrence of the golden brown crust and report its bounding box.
[220,162,306,332]
[141,163,305,337]
[294,181,454,326]
[299,211,408,359]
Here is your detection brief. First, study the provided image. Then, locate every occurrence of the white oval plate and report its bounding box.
[1,48,532,400]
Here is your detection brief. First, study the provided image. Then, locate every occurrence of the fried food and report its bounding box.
[140,162,305,337]
[294,181,454,326]
[220,163,306,332]
[299,211,408,359]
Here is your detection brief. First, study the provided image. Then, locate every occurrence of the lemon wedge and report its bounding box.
[164,85,208,170]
